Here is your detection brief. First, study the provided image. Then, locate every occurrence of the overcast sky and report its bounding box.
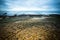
[0,0,60,11]
[0,0,60,15]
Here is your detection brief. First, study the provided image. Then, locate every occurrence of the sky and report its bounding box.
[0,0,60,15]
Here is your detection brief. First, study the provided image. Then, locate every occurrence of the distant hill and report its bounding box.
[49,14,60,17]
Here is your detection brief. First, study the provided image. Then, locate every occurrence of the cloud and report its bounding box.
[23,12,39,15]
[0,0,12,10]
[6,0,50,7]
[0,0,60,11]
